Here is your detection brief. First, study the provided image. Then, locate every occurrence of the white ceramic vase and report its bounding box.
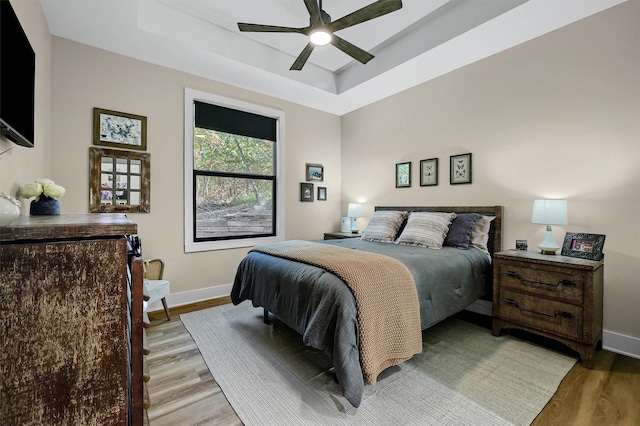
[0,192,21,226]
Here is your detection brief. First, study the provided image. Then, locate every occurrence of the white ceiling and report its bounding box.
[39,0,626,115]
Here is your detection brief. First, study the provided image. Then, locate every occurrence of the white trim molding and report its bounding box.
[183,87,285,253]
[603,330,640,360]
[146,283,233,312]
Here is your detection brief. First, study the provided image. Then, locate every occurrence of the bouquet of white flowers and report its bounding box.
[21,178,66,201]
[21,179,66,215]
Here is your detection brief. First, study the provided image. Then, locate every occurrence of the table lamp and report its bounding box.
[347,203,363,234]
[531,199,567,255]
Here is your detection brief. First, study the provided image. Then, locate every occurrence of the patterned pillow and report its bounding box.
[360,210,408,243]
[444,213,482,249]
[396,212,457,249]
[470,215,496,255]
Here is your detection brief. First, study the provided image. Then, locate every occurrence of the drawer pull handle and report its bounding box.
[503,298,574,319]
[505,271,575,287]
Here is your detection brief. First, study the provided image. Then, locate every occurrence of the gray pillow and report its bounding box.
[395,212,456,249]
[444,213,482,249]
[361,210,408,243]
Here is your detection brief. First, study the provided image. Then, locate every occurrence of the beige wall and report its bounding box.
[2,1,638,346]
[48,38,342,298]
[0,0,52,197]
[0,0,341,303]
[341,2,640,339]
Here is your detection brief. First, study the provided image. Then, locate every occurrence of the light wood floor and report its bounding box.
[146,300,640,426]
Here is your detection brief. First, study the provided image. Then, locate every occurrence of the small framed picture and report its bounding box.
[450,153,472,185]
[306,163,324,182]
[300,182,314,202]
[396,162,411,188]
[516,240,528,251]
[561,232,606,261]
[420,158,438,186]
[317,186,327,201]
[93,108,147,151]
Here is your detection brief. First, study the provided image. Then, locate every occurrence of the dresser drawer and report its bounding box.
[497,262,583,304]
[498,289,583,340]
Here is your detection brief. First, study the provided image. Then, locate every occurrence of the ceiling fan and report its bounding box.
[237,0,403,71]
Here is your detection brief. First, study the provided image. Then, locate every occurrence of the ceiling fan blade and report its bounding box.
[290,42,315,71]
[330,34,374,65]
[238,23,304,34]
[303,0,321,24]
[329,0,403,33]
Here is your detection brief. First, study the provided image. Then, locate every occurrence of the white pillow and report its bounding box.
[395,212,456,249]
[470,215,496,255]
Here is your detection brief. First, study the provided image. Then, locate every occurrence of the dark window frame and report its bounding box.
[184,88,285,253]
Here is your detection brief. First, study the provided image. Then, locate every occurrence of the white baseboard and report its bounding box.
[146,283,233,312]
[603,330,640,360]
[152,289,640,359]
[464,300,640,359]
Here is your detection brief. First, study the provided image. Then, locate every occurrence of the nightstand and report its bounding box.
[492,250,604,368]
[323,232,362,240]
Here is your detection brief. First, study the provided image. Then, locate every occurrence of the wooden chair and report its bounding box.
[143,259,171,321]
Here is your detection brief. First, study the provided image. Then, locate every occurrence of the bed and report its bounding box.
[231,205,503,407]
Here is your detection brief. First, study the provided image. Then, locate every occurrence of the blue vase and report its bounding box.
[30,195,60,215]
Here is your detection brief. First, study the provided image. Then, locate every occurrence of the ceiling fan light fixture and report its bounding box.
[237,0,403,70]
[309,29,331,46]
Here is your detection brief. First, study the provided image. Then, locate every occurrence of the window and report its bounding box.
[184,88,285,252]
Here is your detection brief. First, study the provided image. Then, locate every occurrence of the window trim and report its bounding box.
[184,88,285,252]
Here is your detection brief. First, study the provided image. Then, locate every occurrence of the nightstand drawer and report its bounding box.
[497,262,583,304]
[493,250,604,368]
[499,289,583,340]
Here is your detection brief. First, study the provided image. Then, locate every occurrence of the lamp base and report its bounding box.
[350,217,359,234]
[539,249,559,255]
[538,229,560,255]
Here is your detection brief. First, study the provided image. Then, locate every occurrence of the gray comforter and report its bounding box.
[230,238,490,407]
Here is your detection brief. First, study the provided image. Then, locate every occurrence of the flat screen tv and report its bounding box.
[0,0,35,148]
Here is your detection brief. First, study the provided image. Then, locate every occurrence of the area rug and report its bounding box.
[181,303,576,426]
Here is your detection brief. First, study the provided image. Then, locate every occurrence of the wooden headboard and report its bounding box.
[374,206,504,256]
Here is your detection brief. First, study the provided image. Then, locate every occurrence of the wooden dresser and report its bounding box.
[492,250,604,368]
[0,214,146,424]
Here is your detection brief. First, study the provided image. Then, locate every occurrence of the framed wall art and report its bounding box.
[396,162,411,188]
[420,158,438,186]
[450,153,472,185]
[317,186,327,201]
[561,232,606,261]
[93,108,147,151]
[89,147,150,213]
[300,182,314,202]
[306,163,324,181]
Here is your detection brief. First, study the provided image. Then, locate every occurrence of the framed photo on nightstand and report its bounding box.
[561,232,605,261]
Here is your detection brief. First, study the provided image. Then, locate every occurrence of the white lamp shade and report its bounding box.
[347,203,363,218]
[532,199,568,225]
[347,203,362,234]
